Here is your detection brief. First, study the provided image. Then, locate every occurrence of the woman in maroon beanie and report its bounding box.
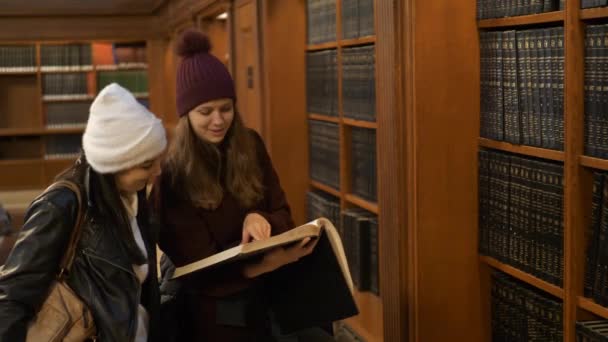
[152,29,322,341]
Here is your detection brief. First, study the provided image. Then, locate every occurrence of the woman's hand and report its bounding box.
[242,237,319,278]
[241,213,271,244]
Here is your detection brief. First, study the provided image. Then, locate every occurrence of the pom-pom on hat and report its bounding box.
[176,29,236,117]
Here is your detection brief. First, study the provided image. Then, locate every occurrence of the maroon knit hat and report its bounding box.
[175,29,236,117]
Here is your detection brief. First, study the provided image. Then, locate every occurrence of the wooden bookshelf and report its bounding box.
[343,118,377,129]
[0,127,85,137]
[304,0,382,339]
[0,70,38,75]
[480,256,565,299]
[310,180,341,198]
[0,40,152,191]
[478,137,566,161]
[306,41,338,51]
[42,95,95,102]
[578,297,608,319]
[309,113,341,124]
[340,36,376,47]
[345,193,379,214]
[580,155,608,171]
[343,290,383,342]
[580,7,608,20]
[478,11,564,28]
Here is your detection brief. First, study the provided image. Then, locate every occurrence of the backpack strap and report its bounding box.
[42,180,84,279]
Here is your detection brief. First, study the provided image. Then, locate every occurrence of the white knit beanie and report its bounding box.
[83,83,167,174]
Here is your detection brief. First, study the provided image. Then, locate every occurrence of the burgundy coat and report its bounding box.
[152,130,294,341]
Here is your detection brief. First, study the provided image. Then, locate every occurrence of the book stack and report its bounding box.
[0,45,36,73]
[341,0,374,39]
[309,120,340,190]
[477,0,564,19]
[342,45,375,122]
[307,50,338,117]
[351,127,377,202]
[492,271,563,340]
[479,149,564,286]
[307,0,337,44]
[480,27,565,150]
[342,208,379,295]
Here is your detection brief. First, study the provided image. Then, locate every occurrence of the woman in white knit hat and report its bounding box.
[0,83,166,342]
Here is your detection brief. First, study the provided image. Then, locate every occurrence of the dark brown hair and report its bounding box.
[164,110,264,209]
[56,154,147,265]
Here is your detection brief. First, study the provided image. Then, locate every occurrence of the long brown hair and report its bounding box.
[164,110,264,209]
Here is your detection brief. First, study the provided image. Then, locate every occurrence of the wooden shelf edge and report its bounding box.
[480,256,564,299]
[339,36,376,47]
[580,155,608,171]
[0,127,85,136]
[306,41,338,51]
[478,11,564,28]
[578,297,608,319]
[309,113,340,124]
[0,159,45,166]
[478,138,565,161]
[310,180,341,198]
[341,318,380,342]
[345,194,379,214]
[343,118,377,129]
[581,7,608,20]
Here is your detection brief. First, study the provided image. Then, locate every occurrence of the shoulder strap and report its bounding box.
[42,180,84,279]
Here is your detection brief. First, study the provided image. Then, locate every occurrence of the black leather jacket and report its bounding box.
[0,168,160,342]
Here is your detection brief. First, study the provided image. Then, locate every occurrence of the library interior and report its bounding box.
[4,0,608,341]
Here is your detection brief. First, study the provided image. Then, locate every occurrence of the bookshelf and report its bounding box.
[477,11,565,28]
[475,0,608,340]
[0,41,150,194]
[305,0,382,340]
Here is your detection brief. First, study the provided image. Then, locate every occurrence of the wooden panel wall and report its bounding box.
[407,0,483,340]
[260,0,307,225]
[0,16,165,41]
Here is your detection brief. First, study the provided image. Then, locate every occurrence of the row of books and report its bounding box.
[492,271,563,341]
[480,28,565,150]
[342,45,376,122]
[307,49,338,116]
[309,120,340,190]
[584,171,608,306]
[0,45,36,72]
[40,44,93,71]
[307,190,379,295]
[582,0,608,8]
[42,73,89,96]
[577,321,608,340]
[0,43,147,72]
[110,43,147,66]
[98,70,149,96]
[46,102,91,129]
[585,24,608,159]
[342,0,374,39]
[479,149,564,286]
[342,208,378,294]
[477,0,564,19]
[351,127,377,202]
[307,0,337,44]
[44,134,81,159]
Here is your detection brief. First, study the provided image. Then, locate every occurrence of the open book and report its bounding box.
[173,217,359,334]
[173,218,353,289]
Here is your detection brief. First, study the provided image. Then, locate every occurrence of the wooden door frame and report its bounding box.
[376,0,409,340]
[232,0,266,140]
